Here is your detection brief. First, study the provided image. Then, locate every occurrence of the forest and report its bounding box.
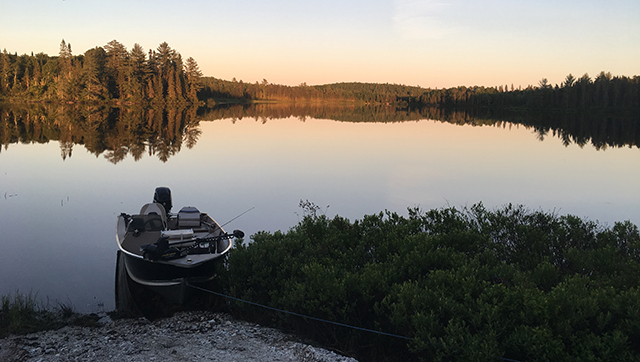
[1,40,638,112]
[201,74,640,111]
[0,40,202,104]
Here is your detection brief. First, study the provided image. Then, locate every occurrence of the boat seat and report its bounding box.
[178,206,201,228]
[139,203,167,229]
[127,214,165,233]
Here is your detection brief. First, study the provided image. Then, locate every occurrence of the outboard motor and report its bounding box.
[153,187,172,213]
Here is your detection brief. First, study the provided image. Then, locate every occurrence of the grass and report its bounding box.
[0,292,101,338]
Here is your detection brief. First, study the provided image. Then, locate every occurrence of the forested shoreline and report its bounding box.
[201,74,640,111]
[0,40,202,104]
[2,41,639,112]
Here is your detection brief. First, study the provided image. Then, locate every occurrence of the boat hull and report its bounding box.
[122,251,223,286]
[116,251,217,316]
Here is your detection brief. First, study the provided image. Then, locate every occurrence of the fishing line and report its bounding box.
[186,283,524,362]
[185,282,412,340]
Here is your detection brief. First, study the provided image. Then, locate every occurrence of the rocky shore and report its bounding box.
[0,311,358,362]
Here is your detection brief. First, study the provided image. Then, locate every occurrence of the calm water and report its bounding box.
[1,105,639,312]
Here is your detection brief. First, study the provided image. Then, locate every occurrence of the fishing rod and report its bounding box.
[141,229,245,260]
[166,229,245,247]
[221,206,255,228]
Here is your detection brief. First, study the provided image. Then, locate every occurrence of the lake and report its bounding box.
[1,104,639,312]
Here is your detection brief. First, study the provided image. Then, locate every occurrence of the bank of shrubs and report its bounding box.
[223,204,640,362]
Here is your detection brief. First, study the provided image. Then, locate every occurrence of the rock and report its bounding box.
[0,311,358,362]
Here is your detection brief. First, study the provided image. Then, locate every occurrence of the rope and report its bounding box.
[186,282,524,362]
[185,282,412,340]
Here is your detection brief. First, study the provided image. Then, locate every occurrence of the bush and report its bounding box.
[223,203,640,361]
[0,292,101,338]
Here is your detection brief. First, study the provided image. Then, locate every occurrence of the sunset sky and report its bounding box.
[1,0,638,88]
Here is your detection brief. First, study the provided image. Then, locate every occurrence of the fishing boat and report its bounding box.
[115,187,243,310]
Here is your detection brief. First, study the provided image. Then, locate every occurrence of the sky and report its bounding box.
[1,0,638,88]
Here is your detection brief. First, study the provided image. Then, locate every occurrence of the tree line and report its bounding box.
[199,78,426,105]
[0,40,203,104]
[1,40,638,111]
[406,73,640,111]
[200,73,639,111]
[198,74,640,113]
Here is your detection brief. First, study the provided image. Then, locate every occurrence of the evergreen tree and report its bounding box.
[82,47,109,101]
[56,39,76,101]
[563,74,576,88]
[184,57,203,102]
[0,50,10,93]
[58,39,72,77]
[104,40,128,99]
[127,43,148,102]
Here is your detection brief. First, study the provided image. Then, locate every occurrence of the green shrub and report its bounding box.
[0,292,101,338]
[0,292,60,338]
[223,203,640,361]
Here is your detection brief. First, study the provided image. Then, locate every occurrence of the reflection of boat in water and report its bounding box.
[115,187,242,316]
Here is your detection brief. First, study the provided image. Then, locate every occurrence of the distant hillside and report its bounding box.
[199,77,425,105]
[200,73,640,111]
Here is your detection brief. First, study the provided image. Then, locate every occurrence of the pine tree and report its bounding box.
[127,44,148,102]
[59,39,72,77]
[104,40,128,99]
[82,47,109,101]
[184,57,202,102]
[0,50,11,93]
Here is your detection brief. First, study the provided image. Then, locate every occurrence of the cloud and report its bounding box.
[392,0,457,40]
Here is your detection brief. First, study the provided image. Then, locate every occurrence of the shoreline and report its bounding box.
[0,310,358,362]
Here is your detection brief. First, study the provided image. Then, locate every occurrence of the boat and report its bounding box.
[115,187,243,311]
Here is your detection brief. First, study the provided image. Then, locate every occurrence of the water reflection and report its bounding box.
[1,103,638,164]
[199,104,640,151]
[0,103,202,163]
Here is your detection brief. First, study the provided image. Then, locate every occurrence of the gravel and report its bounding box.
[0,311,359,362]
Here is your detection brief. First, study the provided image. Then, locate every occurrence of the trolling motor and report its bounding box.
[140,237,183,260]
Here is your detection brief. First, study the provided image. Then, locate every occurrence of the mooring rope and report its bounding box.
[185,282,412,340]
[186,282,524,362]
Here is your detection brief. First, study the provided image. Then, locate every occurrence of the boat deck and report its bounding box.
[118,211,228,259]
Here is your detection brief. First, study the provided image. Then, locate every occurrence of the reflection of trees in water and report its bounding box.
[499,111,640,151]
[200,104,640,150]
[1,103,638,161]
[0,103,201,163]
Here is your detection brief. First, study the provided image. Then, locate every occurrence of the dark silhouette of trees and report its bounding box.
[403,73,639,111]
